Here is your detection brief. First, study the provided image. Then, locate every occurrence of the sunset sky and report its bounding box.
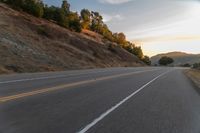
[44,0,200,56]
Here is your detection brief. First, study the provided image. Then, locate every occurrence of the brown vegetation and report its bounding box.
[0,3,143,74]
[185,69,200,88]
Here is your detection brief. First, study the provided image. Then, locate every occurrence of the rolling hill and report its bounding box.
[0,3,144,74]
[151,52,200,66]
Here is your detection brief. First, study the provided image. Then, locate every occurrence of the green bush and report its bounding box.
[142,56,151,65]
[68,12,82,32]
[193,63,200,69]
[159,56,174,66]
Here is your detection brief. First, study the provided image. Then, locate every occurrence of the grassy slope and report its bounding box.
[185,69,200,88]
[0,3,144,74]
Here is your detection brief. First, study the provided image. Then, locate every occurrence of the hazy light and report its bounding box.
[130,1,200,56]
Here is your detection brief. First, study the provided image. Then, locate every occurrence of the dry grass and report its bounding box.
[185,69,200,88]
[0,66,11,74]
[0,3,143,74]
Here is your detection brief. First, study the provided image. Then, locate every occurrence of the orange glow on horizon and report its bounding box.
[132,35,200,44]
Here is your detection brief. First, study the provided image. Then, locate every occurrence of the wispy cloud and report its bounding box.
[98,0,199,5]
[98,0,132,4]
[133,35,200,43]
[102,14,123,22]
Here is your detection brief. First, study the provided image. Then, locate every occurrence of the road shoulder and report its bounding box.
[184,69,200,90]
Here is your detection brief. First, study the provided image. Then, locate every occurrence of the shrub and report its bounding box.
[159,56,174,66]
[181,63,191,67]
[108,43,116,53]
[193,63,200,69]
[68,12,82,32]
[37,26,49,37]
[142,56,151,65]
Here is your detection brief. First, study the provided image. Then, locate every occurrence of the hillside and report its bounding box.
[151,52,200,66]
[0,3,144,74]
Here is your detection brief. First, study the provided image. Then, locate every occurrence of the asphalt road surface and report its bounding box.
[0,67,200,133]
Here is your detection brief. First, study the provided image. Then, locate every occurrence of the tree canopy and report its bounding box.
[80,9,91,29]
[142,56,151,65]
[159,56,174,66]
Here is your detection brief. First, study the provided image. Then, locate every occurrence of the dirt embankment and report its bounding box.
[0,3,144,74]
[185,69,200,88]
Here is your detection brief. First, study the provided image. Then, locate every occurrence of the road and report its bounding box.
[0,67,200,133]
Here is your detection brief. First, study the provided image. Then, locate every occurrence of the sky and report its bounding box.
[44,0,200,56]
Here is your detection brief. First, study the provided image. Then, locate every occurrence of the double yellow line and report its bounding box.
[0,69,158,103]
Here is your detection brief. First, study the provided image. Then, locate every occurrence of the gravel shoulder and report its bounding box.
[185,69,200,88]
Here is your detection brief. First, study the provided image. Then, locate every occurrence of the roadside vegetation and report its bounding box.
[158,56,174,66]
[193,63,200,69]
[0,0,151,65]
[185,69,200,88]
[185,62,200,89]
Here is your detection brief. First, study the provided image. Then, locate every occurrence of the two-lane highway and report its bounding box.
[0,67,200,133]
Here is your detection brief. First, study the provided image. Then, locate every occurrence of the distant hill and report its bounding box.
[0,3,143,74]
[151,52,200,66]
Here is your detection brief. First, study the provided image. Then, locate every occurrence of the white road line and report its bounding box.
[0,69,157,84]
[78,70,171,133]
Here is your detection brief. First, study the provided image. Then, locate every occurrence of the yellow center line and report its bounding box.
[0,69,159,103]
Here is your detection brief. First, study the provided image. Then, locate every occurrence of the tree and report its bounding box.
[159,56,174,66]
[68,12,82,32]
[117,33,126,44]
[55,8,68,27]
[90,11,103,33]
[113,32,126,45]
[142,56,151,65]
[34,2,44,17]
[81,9,90,22]
[101,25,113,41]
[4,0,24,10]
[61,0,70,15]
[132,46,143,59]
[80,9,91,29]
[43,5,57,20]
[22,0,44,17]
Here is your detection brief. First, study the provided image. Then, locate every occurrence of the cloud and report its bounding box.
[98,0,199,4]
[133,35,200,43]
[102,14,123,22]
[98,0,132,4]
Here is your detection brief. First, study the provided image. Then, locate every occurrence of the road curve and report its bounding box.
[0,67,200,133]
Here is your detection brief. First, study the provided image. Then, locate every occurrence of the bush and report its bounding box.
[108,43,116,53]
[68,12,82,32]
[159,56,174,66]
[142,56,151,65]
[193,63,200,69]
[181,63,191,67]
[37,26,49,37]
[4,0,24,10]
[4,0,44,17]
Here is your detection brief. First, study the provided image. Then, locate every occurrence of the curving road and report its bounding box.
[0,67,200,133]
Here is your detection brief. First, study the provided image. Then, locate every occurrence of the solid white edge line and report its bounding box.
[77,70,171,133]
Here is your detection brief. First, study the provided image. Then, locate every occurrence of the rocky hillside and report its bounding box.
[151,52,200,66]
[0,3,143,74]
